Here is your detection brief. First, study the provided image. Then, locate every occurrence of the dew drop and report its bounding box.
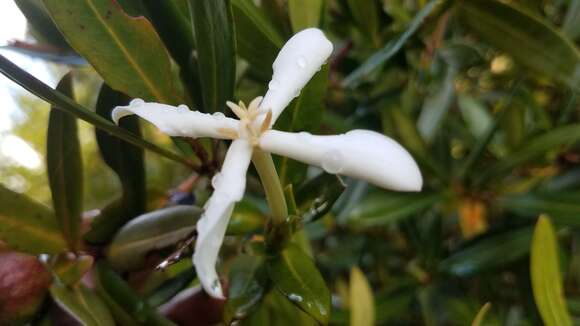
[130,98,144,106]
[296,56,307,68]
[212,112,225,119]
[293,89,301,98]
[288,294,303,303]
[177,104,189,112]
[211,173,221,189]
[321,149,344,174]
[268,79,280,91]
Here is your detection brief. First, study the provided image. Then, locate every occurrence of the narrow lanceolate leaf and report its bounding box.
[288,0,323,32]
[41,0,184,103]
[531,216,573,326]
[342,0,442,88]
[350,267,375,326]
[14,0,70,50]
[188,0,236,112]
[471,302,491,326]
[47,73,83,251]
[459,0,580,91]
[346,0,380,46]
[0,55,193,167]
[50,283,115,326]
[91,83,145,243]
[500,192,580,226]
[0,184,66,254]
[417,67,456,142]
[268,244,330,324]
[107,206,201,271]
[231,0,284,79]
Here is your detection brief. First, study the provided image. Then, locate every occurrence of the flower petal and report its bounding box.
[112,99,240,139]
[193,139,253,298]
[259,28,333,125]
[259,130,423,191]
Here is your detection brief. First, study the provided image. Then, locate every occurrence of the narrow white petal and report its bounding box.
[193,139,253,298]
[112,100,240,139]
[259,28,333,125]
[260,130,423,191]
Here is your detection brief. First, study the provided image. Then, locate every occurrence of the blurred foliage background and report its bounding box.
[1,0,580,325]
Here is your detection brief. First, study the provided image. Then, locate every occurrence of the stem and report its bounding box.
[252,149,287,225]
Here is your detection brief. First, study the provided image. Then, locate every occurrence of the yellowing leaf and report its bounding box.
[350,266,374,326]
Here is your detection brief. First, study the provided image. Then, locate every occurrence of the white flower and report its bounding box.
[112,28,422,298]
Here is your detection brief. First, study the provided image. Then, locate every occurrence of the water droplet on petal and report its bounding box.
[212,112,225,119]
[296,131,311,143]
[177,104,189,112]
[293,89,301,98]
[321,149,344,174]
[130,98,144,106]
[211,173,221,189]
[296,56,307,68]
[268,79,279,91]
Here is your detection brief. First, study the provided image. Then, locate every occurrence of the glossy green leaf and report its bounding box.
[243,288,318,325]
[92,83,146,243]
[342,0,442,88]
[531,216,573,326]
[224,255,268,324]
[500,192,580,226]
[346,0,379,46]
[439,227,533,276]
[295,172,345,223]
[484,123,580,179]
[47,73,83,251]
[14,0,70,49]
[350,266,375,326]
[563,0,580,40]
[267,244,330,324]
[0,55,193,167]
[95,262,176,325]
[107,205,201,271]
[288,0,323,32]
[42,0,184,103]
[0,184,66,254]
[459,0,580,91]
[232,0,284,79]
[50,283,115,326]
[347,192,442,228]
[188,0,236,112]
[417,67,457,142]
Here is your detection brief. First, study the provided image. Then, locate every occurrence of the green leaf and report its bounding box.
[47,73,83,251]
[471,302,491,326]
[267,244,330,324]
[563,0,580,40]
[0,184,66,254]
[14,0,70,49]
[41,0,184,103]
[346,0,380,46]
[188,0,236,112]
[95,262,176,325]
[342,0,442,88]
[107,205,201,271]
[294,172,345,223]
[224,255,268,324]
[52,254,94,286]
[347,192,442,228]
[500,192,580,226]
[0,54,193,167]
[232,0,284,79]
[91,83,146,243]
[483,123,580,179]
[147,269,196,307]
[458,95,492,139]
[531,216,573,326]
[439,227,533,277]
[350,267,375,326]
[458,0,580,91]
[288,0,323,32]
[417,67,457,142]
[50,283,115,326]
[228,200,266,235]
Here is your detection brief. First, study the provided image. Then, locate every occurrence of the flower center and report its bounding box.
[225,97,272,146]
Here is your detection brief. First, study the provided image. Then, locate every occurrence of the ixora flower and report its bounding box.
[112,28,422,298]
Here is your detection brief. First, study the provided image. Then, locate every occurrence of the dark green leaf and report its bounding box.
[417,67,457,142]
[14,0,70,49]
[42,0,185,103]
[0,184,66,254]
[439,227,533,276]
[224,255,268,324]
[459,0,580,91]
[228,200,266,235]
[267,244,330,324]
[50,283,115,326]
[342,0,442,88]
[0,54,193,167]
[288,0,323,32]
[295,172,345,223]
[95,262,176,325]
[563,0,580,40]
[232,0,284,79]
[531,216,572,326]
[347,192,442,228]
[188,0,236,112]
[500,192,580,226]
[148,269,196,307]
[107,205,201,271]
[47,73,83,251]
[346,0,380,46]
